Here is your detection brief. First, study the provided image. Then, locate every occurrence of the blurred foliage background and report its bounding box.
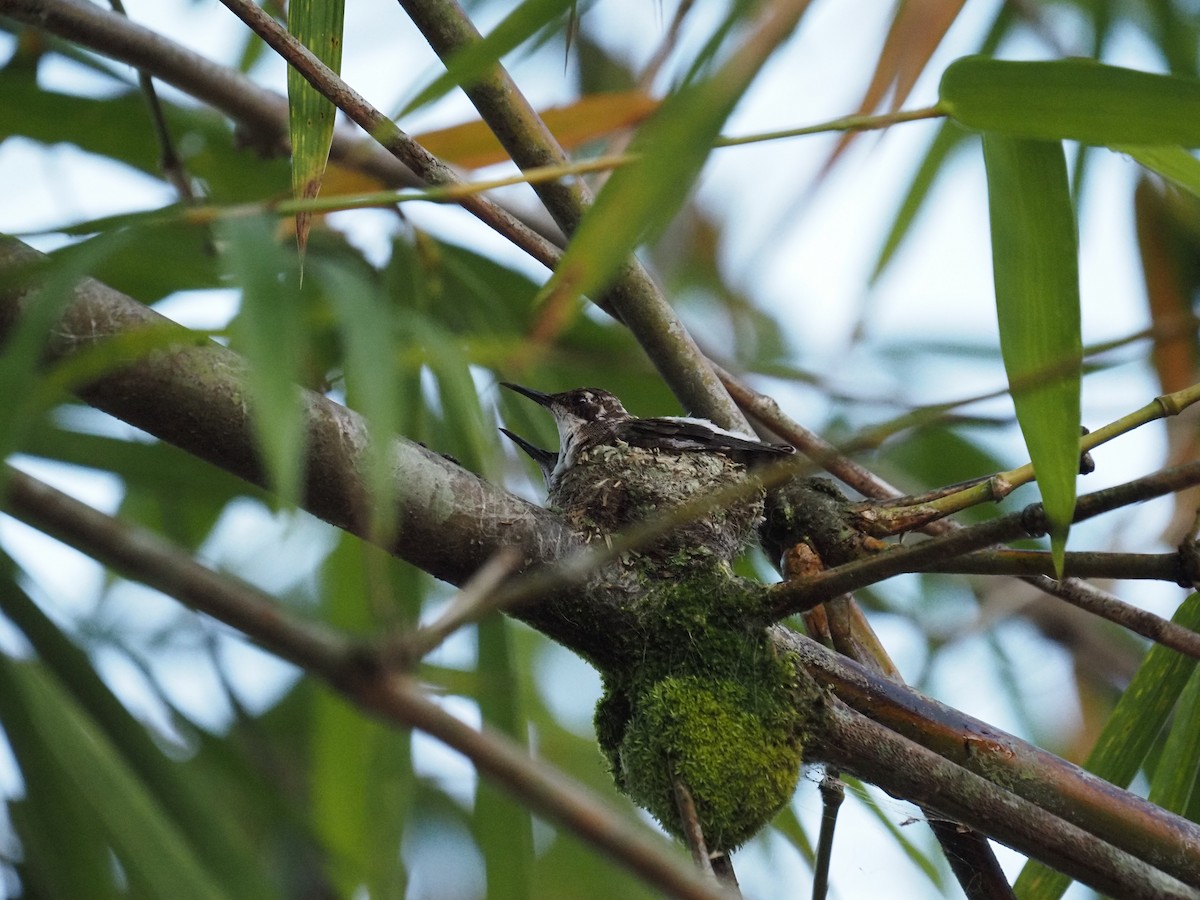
[1,0,1200,897]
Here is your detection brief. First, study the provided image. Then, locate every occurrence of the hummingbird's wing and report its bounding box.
[616,417,794,459]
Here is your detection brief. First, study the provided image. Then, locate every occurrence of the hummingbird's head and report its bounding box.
[550,388,629,427]
[501,383,628,436]
[501,384,631,486]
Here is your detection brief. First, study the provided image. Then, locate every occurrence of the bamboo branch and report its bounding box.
[786,629,1200,890]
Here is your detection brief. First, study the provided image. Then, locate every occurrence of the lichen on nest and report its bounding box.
[549,442,766,569]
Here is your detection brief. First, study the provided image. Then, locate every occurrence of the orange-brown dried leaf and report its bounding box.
[1134,177,1199,395]
[415,91,659,169]
[821,0,965,177]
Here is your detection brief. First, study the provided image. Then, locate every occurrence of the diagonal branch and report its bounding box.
[0,235,580,624]
[392,0,752,431]
[788,629,1200,891]
[10,436,1199,898]
[0,0,564,258]
[0,464,728,900]
[814,692,1197,900]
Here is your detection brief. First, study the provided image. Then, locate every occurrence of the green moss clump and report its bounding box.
[617,676,802,850]
[592,571,808,852]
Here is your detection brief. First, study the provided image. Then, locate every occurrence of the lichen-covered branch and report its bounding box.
[0,235,570,599]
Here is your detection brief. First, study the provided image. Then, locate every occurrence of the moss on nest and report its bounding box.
[592,572,809,852]
[618,676,803,850]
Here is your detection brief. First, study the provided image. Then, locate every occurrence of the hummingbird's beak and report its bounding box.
[499,428,557,470]
[500,382,554,408]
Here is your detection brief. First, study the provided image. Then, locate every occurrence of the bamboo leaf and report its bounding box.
[1014,593,1200,899]
[475,617,534,899]
[220,214,308,506]
[941,57,1200,147]
[400,0,578,117]
[413,91,658,168]
[288,0,344,258]
[1126,145,1200,198]
[0,572,277,898]
[316,261,401,539]
[544,2,809,311]
[311,537,413,897]
[0,656,229,900]
[1148,666,1200,813]
[982,135,1081,572]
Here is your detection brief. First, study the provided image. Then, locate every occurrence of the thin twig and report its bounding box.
[672,776,715,874]
[399,546,524,662]
[768,461,1200,652]
[107,0,197,202]
[923,549,1186,582]
[812,770,844,900]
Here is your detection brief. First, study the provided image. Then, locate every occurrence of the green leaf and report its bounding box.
[1014,593,1200,899]
[221,214,308,506]
[400,0,578,117]
[1125,146,1200,198]
[0,569,277,898]
[0,656,229,900]
[288,0,344,257]
[316,261,402,539]
[1148,663,1200,813]
[982,135,1081,572]
[543,3,809,309]
[941,57,1200,147]
[474,616,534,900]
[0,68,289,202]
[311,536,413,897]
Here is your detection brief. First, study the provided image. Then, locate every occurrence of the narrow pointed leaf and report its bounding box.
[1148,666,1200,813]
[820,0,965,176]
[871,1,1015,281]
[317,262,401,539]
[1015,593,1200,899]
[400,0,578,117]
[288,0,344,257]
[941,57,1200,147]
[413,91,658,168]
[545,2,810,309]
[0,657,228,900]
[220,214,308,506]
[0,573,277,898]
[982,135,1081,571]
[311,536,413,897]
[1125,145,1200,198]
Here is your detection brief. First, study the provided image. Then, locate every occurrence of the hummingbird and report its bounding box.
[501,383,794,565]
